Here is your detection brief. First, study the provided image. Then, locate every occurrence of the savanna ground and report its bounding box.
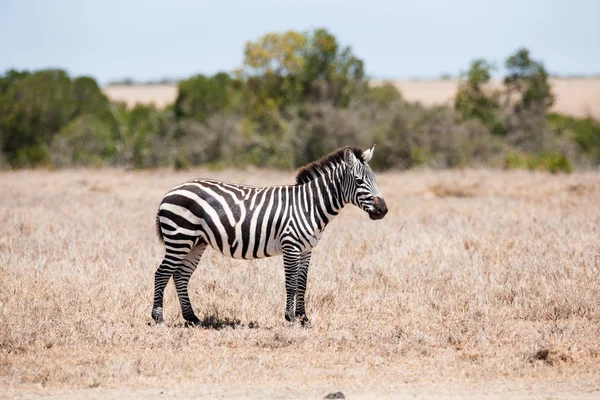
[103,77,600,119]
[1,167,599,399]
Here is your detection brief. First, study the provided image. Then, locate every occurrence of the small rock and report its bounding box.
[324,392,345,399]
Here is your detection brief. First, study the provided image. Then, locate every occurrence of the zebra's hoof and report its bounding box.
[300,316,311,328]
[152,307,164,325]
[184,317,202,327]
[296,313,311,328]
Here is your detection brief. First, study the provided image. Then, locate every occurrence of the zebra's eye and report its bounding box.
[356,178,364,185]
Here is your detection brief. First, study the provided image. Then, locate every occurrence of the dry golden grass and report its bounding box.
[103,84,178,109]
[1,168,599,399]
[104,78,600,119]
[386,78,600,120]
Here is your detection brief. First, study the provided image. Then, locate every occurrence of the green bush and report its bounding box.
[538,153,572,173]
[175,73,238,122]
[548,113,600,163]
[505,151,572,173]
[372,104,498,170]
[290,103,365,168]
[13,145,51,168]
[50,115,117,167]
[363,83,401,108]
[113,103,173,169]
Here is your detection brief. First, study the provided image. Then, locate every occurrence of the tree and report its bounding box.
[242,31,307,110]
[114,103,172,168]
[302,28,365,107]
[504,48,554,113]
[244,31,307,76]
[0,69,31,95]
[241,29,366,110]
[50,115,117,167]
[174,72,237,123]
[72,76,119,133]
[0,69,120,167]
[455,59,504,134]
[364,83,402,108]
[0,69,75,166]
[502,49,555,153]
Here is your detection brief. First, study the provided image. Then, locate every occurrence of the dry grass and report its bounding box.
[1,168,600,399]
[103,84,177,109]
[380,78,600,120]
[104,78,600,119]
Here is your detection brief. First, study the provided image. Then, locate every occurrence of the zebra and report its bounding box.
[152,145,388,327]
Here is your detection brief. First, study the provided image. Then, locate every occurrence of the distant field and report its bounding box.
[104,84,178,109]
[1,168,599,399]
[104,78,600,119]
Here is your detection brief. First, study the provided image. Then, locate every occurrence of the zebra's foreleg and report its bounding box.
[173,243,207,326]
[295,251,312,327]
[282,246,301,323]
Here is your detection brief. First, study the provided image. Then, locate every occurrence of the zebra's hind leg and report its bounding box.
[173,242,207,326]
[152,252,187,325]
[295,251,312,327]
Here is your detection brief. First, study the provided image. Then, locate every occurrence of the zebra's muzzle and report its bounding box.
[369,196,388,220]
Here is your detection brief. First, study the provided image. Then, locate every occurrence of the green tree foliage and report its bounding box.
[72,76,118,130]
[242,28,366,110]
[363,83,402,108]
[243,30,307,110]
[50,115,117,167]
[0,69,118,167]
[0,69,76,166]
[502,49,558,156]
[379,105,496,169]
[236,28,368,166]
[114,103,173,169]
[291,103,364,168]
[174,72,238,122]
[0,69,31,95]
[244,31,307,75]
[1,37,597,173]
[505,151,572,173]
[504,48,554,113]
[548,113,600,163]
[455,59,504,134]
[301,28,366,107]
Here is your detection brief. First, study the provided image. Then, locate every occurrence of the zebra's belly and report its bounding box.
[207,237,284,260]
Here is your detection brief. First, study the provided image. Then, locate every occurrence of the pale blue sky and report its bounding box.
[1,0,599,84]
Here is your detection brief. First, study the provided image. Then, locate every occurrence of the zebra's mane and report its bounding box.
[295,146,363,185]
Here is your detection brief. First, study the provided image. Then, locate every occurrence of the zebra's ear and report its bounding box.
[362,144,376,163]
[344,147,358,166]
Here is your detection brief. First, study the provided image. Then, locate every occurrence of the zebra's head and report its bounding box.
[343,145,388,220]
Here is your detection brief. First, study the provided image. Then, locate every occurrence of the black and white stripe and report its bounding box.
[152,145,388,326]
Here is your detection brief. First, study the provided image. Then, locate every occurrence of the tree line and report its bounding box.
[1,28,599,172]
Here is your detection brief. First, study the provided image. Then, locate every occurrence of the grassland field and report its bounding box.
[1,167,599,399]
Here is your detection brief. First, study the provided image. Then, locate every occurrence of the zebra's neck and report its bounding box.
[296,160,347,230]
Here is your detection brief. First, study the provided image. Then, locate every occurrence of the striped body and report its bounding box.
[158,178,341,260]
[152,146,388,327]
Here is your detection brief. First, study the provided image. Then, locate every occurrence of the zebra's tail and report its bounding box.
[155,214,164,245]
